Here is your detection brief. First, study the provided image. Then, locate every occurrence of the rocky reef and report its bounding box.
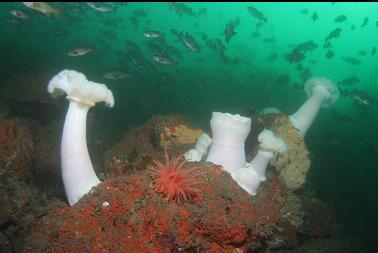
[0,70,365,252]
[21,115,341,252]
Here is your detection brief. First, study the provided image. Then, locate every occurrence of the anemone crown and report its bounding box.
[149,151,204,204]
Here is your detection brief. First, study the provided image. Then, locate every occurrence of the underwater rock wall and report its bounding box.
[22,115,342,253]
[0,85,361,252]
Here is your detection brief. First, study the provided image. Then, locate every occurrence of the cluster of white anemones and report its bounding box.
[48,69,339,205]
[184,77,339,196]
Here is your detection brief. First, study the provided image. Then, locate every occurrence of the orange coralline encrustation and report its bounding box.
[149,150,205,204]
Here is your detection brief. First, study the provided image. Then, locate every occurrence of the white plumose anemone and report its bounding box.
[48,70,114,206]
[289,77,339,136]
[206,112,251,173]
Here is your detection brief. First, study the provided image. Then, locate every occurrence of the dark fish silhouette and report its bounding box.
[360,17,369,28]
[196,8,207,17]
[325,28,342,41]
[168,2,196,17]
[224,18,239,43]
[247,7,268,23]
[342,57,361,65]
[294,40,318,53]
[311,12,319,22]
[348,90,377,107]
[338,76,359,86]
[334,15,347,23]
[172,29,201,52]
[286,51,305,63]
[285,40,317,64]
[326,50,335,59]
[323,41,333,49]
[206,38,229,62]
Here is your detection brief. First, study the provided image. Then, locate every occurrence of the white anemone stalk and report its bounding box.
[231,130,287,196]
[47,70,114,206]
[184,133,212,162]
[206,112,251,173]
[289,77,339,136]
[250,130,288,182]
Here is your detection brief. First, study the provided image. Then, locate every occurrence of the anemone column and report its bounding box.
[48,70,114,206]
[206,112,251,173]
[289,77,339,136]
[231,130,287,195]
[250,130,288,182]
[184,133,212,162]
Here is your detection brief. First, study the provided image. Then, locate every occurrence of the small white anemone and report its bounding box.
[258,130,288,154]
[251,130,288,182]
[184,133,212,162]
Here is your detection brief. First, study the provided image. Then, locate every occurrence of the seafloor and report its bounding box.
[0,68,368,252]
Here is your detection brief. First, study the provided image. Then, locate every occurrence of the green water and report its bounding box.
[1,2,378,251]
